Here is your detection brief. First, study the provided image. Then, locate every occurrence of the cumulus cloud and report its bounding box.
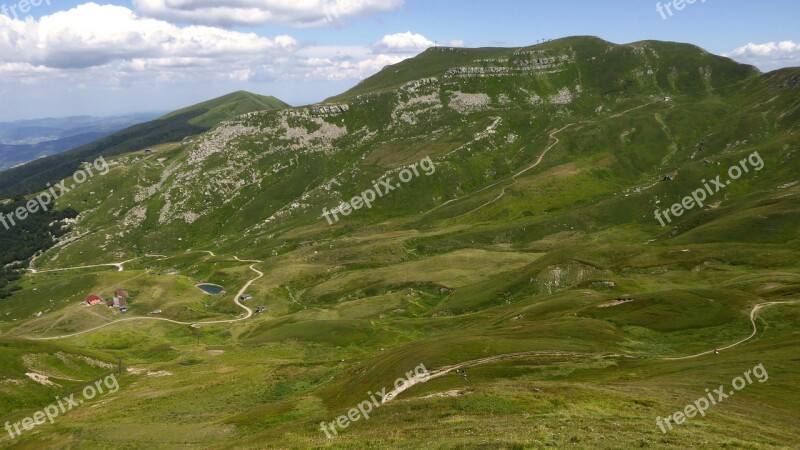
[301,32,446,80]
[292,46,409,80]
[133,0,404,28]
[0,3,296,70]
[725,40,800,71]
[0,3,458,118]
[372,31,435,53]
[0,6,442,86]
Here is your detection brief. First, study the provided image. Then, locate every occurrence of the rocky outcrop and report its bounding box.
[513,49,547,56]
[310,103,350,115]
[445,66,511,77]
[447,92,491,113]
[531,260,605,295]
[444,54,572,78]
[401,77,438,92]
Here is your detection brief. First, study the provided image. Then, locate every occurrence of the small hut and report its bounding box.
[86,295,104,306]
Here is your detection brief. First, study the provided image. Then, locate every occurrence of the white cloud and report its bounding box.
[373,31,435,53]
[0,5,440,85]
[0,3,296,70]
[133,0,404,28]
[279,45,381,80]
[295,51,408,80]
[0,4,457,118]
[297,32,446,80]
[725,40,800,71]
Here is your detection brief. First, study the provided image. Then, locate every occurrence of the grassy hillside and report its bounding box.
[1,37,799,449]
[161,91,291,128]
[0,91,289,200]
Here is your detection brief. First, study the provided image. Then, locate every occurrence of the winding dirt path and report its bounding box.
[28,259,132,274]
[427,100,658,218]
[382,351,609,403]
[462,122,576,216]
[287,288,307,310]
[26,263,264,341]
[382,299,798,402]
[662,300,799,361]
[234,256,262,263]
[27,255,169,274]
[27,250,256,275]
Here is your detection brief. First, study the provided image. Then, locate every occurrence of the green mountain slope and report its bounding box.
[0,91,289,200]
[1,37,799,449]
[161,90,291,128]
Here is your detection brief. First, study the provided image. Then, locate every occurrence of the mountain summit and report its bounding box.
[160,91,290,128]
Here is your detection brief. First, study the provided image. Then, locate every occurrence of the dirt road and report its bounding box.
[27,263,264,341]
[382,351,611,403]
[662,300,799,361]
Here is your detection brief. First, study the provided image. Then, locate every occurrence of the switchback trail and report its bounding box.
[426,100,658,218]
[461,122,575,216]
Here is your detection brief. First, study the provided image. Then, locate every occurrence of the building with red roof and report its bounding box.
[85,295,104,306]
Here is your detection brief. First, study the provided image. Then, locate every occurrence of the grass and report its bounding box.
[161,91,290,128]
[1,36,800,448]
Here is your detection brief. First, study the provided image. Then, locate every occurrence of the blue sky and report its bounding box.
[0,0,798,121]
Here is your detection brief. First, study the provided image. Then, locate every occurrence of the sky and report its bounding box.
[0,0,798,121]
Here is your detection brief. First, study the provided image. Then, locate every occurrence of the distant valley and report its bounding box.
[0,113,160,170]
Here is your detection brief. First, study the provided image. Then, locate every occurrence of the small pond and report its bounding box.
[196,283,225,295]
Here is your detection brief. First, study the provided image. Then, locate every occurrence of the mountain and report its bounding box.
[160,90,290,128]
[1,37,799,448]
[0,91,290,199]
